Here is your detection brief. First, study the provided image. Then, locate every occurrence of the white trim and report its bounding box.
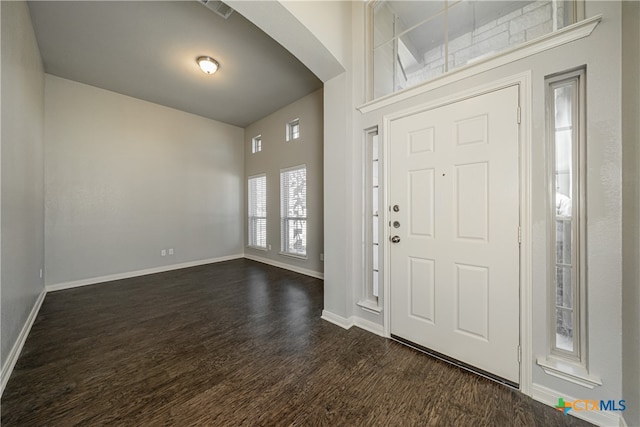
[356,299,382,314]
[244,253,323,280]
[532,383,623,427]
[278,251,308,261]
[536,356,602,389]
[381,72,533,395]
[620,414,629,427]
[46,254,244,292]
[358,15,601,114]
[321,310,354,329]
[519,71,534,397]
[353,316,384,336]
[1,288,46,397]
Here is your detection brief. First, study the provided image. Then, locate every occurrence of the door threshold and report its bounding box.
[390,334,519,390]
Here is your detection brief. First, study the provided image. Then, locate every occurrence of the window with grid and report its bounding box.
[286,119,300,141]
[252,135,262,153]
[547,68,586,362]
[280,165,307,257]
[248,174,266,249]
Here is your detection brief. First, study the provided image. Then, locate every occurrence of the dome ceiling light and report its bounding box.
[197,56,219,75]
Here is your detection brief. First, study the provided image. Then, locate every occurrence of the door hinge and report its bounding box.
[517,106,521,124]
[518,227,522,244]
[518,346,522,363]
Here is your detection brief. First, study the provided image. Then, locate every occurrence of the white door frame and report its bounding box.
[381,72,533,395]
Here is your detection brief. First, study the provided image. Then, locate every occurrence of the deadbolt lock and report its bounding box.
[392,205,400,212]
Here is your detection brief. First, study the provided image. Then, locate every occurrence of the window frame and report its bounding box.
[358,126,383,314]
[280,165,307,258]
[286,119,300,142]
[247,173,267,250]
[366,0,586,102]
[546,67,587,365]
[251,135,262,154]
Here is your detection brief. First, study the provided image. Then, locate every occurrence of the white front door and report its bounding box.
[389,86,520,383]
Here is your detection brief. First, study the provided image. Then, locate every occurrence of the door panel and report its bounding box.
[389,86,520,383]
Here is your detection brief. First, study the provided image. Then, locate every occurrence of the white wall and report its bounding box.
[244,89,324,276]
[44,75,244,287]
[621,1,640,426]
[271,0,629,419]
[354,0,625,415]
[0,1,45,372]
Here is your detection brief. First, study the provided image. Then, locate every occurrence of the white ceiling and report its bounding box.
[27,1,323,128]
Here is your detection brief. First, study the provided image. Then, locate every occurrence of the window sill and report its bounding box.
[279,252,307,261]
[536,356,602,389]
[246,245,268,252]
[357,300,382,314]
[357,15,601,114]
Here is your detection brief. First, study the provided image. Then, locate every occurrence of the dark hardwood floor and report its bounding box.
[2,259,591,426]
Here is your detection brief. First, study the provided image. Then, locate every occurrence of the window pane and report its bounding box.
[555,85,573,128]
[556,308,574,352]
[371,1,578,100]
[373,1,396,48]
[373,40,395,99]
[548,71,583,359]
[248,175,266,248]
[373,270,379,298]
[281,167,307,256]
[399,14,446,90]
[555,265,573,309]
[556,219,572,264]
[372,215,379,245]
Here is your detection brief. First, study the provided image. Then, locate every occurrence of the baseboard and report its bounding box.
[321,310,354,330]
[1,288,47,397]
[46,254,245,292]
[243,254,324,280]
[353,316,385,336]
[619,414,628,427]
[532,383,623,427]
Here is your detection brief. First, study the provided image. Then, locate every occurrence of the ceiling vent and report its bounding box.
[200,0,234,20]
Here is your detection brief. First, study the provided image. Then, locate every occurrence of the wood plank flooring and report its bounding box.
[2,259,592,426]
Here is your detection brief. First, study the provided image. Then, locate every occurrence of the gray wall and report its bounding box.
[621,1,640,425]
[1,1,45,367]
[244,89,324,275]
[44,75,244,286]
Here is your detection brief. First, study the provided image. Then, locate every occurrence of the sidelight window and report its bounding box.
[547,68,586,362]
[359,127,383,312]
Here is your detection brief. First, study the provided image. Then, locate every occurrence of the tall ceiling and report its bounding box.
[27,1,323,128]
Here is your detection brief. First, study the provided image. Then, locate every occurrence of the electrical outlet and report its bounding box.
[161,250,167,256]
[320,253,324,261]
[268,244,272,251]
[168,248,174,255]
[39,268,43,278]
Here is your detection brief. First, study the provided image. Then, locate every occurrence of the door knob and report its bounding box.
[390,235,401,243]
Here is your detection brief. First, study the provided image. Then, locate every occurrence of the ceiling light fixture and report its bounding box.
[197,56,219,75]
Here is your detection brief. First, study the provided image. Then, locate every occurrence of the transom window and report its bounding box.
[370,0,582,99]
[280,165,307,257]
